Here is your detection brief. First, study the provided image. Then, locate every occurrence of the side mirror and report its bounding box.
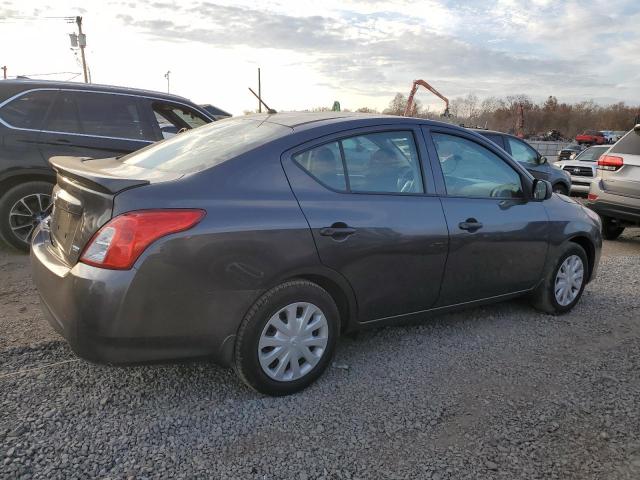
[634,124,640,134]
[532,179,553,201]
[538,155,548,164]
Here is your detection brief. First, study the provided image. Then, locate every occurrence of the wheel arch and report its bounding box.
[568,235,595,283]
[0,170,56,197]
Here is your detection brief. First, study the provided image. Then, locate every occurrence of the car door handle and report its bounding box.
[320,225,356,238]
[458,218,483,232]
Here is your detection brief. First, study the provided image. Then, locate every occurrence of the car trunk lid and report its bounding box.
[48,156,181,264]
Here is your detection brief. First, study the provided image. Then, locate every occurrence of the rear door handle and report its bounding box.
[320,225,356,238]
[458,218,483,232]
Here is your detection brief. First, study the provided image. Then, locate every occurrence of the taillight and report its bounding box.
[587,193,598,201]
[80,209,205,270]
[597,155,623,171]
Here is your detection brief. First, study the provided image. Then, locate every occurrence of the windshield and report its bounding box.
[121,118,291,173]
[575,146,608,162]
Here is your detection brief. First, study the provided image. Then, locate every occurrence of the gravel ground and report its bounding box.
[1,230,640,479]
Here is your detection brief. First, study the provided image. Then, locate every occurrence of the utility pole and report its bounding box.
[164,71,171,93]
[75,16,89,83]
[257,68,262,113]
[1,66,6,80]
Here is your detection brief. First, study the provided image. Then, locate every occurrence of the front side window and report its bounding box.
[293,131,424,194]
[506,137,538,165]
[432,133,523,199]
[75,92,146,140]
[0,90,54,129]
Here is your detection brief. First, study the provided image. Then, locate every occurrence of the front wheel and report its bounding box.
[552,183,569,195]
[530,243,588,315]
[234,280,340,396]
[0,181,54,251]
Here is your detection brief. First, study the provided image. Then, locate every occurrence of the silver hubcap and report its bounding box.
[9,193,52,243]
[554,255,584,306]
[258,302,329,382]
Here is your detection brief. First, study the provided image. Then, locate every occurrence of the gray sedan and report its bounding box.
[31,113,602,396]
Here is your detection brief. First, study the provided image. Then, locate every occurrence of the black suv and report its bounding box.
[472,129,571,195]
[0,80,215,250]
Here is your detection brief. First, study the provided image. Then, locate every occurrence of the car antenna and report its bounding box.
[248,87,277,114]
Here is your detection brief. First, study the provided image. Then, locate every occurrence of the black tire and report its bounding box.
[234,280,340,396]
[602,217,624,240]
[530,242,588,315]
[552,183,568,195]
[0,181,54,251]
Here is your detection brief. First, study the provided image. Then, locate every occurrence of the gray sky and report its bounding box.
[1,0,639,115]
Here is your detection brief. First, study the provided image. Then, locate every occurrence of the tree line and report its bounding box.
[355,94,640,139]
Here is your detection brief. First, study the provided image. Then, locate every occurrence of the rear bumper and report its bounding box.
[585,181,640,225]
[30,226,248,366]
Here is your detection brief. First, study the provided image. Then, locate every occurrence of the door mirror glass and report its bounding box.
[532,179,551,200]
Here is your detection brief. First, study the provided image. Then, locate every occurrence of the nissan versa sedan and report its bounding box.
[31,113,602,396]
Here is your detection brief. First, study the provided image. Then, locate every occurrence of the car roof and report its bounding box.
[469,128,520,139]
[0,79,194,104]
[244,111,453,131]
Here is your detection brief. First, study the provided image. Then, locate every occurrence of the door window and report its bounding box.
[506,137,539,165]
[432,133,523,198]
[293,131,424,194]
[483,134,505,149]
[292,142,346,191]
[0,90,54,129]
[75,91,147,139]
[342,131,423,193]
[44,92,81,134]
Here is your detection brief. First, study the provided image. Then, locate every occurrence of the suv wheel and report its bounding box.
[0,181,54,251]
[234,280,339,396]
[602,217,625,240]
[552,183,568,195]
[531,242,588,315]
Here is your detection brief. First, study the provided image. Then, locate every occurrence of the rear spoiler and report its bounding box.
[49,156,151,194]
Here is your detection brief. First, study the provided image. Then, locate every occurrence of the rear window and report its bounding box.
[121,118,290,174]
[610,130,640,155]
[0,90,54,129]
[575,146,608,162]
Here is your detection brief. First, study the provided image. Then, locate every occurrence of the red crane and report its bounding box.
[404,79,450,117]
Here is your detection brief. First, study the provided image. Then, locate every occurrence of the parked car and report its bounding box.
[557,144,585,161]
[473,129,571,195]
[0,79,215,250]
[31,113,602,396]
[586,125,640,239]
[556,145,609,195]
[543,129,565,141]
[575,130,606,145]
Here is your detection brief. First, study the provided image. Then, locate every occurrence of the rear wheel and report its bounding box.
[531,243,588,315]
[0,181,54,251]
[602,217,625,240]
[234,280,339,396]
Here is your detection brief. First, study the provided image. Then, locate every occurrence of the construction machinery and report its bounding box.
[404,79,450,117]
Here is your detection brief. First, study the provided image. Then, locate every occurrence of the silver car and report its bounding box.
[586,125,640,239]
[556,145,609,195]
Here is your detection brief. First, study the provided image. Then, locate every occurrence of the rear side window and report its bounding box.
[152,102,210,139]
[44,92,81,134]
[292,142,346,190]
[75,92,146,140]
[483,134,504,149]
[611,130,640,155]
[293,131,424,194]
[122,118,291,174]
[0,90,54,129]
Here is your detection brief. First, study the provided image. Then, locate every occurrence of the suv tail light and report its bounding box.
[80,209,205,270]
[597,155,624,171]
